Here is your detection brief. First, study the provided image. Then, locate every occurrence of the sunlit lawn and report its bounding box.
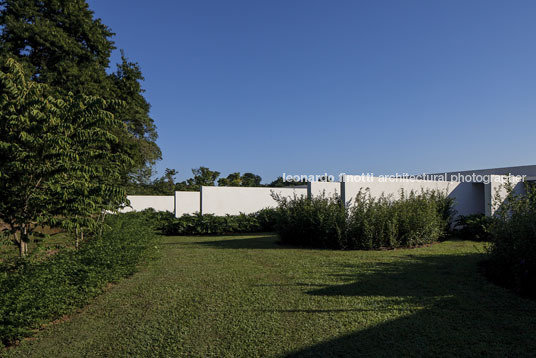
[4,234,536,357]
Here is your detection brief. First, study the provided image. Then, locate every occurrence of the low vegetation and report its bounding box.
[0,213,158,346]
[160,208,277,236]
[274,189,453,250]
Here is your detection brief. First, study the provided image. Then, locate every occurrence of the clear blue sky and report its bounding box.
[88,0,535,183]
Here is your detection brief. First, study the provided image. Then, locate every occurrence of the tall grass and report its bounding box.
[274,189,453,250]
[273,194,347,249]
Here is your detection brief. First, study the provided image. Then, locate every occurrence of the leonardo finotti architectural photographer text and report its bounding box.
[282,173,526,185]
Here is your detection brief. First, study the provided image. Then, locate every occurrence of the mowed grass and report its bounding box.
[4,234,536,357]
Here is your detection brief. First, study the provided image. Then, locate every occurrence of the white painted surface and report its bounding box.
[121,195,175,213]
[201,186,307,215]
[175,191,200,217]
[308,182,340,198]
[484,175,526,216]
[341,176,485,217]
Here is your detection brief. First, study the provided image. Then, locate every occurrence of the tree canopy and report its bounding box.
[0,0,160,179]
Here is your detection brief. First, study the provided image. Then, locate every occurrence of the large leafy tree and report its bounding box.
[109,52,161,182]
[0,0,113,95]
[0,0,160,178]
[0,58,131,255]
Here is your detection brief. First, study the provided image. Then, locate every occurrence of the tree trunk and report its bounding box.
[15,228,28,257]
[14,231,24,257]
[22,240,27,256]
[22,224,29,256]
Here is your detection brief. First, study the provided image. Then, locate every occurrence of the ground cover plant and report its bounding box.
[0,213,158,345]
[3,234,536,357]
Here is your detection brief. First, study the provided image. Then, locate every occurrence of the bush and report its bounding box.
[254,208,279,232]
[133,208,176,231]
[274,189,452,250]
[0,213,157,346]
[484,183,536,298]
[274,194,347,249]
[454,214,494,241]
[161,209,278,236]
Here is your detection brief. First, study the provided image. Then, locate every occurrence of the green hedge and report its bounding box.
[0,213,157,346]
[275,190,453,250]
[161,209,278,236]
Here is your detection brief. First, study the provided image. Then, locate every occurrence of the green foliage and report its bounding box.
[254,208,279,232]
[0,0,160,177]
[110,52,161,177]
[128,168,265,195]
[0,58,132,254]
[217,172,262,187]
[274,190,452,250]
[129,208,176,231]
[347,190,449,249]
[174,167,221,192]
[274,194,347,249]
[484,183,536,298]
[0,0,114,94]
[454,214,494,241]
[0,213,157,345]
[161,210,278,236]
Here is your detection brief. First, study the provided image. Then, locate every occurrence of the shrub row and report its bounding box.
[454,214,494,242]
[161,208,278,236]
[274,189,453,250]
[484,183,536,298]
[0,213,157,345]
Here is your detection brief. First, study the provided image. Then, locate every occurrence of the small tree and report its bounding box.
[49,95,132,247]
[0,58,131,255]
[0,58,66,255]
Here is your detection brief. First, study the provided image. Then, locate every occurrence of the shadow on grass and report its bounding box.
[160,235,292,250]
[282,253,536,357]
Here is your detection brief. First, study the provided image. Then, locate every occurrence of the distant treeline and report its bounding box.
[127,167,308,195]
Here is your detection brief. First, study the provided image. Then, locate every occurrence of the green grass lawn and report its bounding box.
[4,234,536,357]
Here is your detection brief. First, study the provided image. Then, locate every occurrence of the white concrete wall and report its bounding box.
[121,195,175,213]
[175,191,200,217]
[308,182,340,198]
[484,175,526,216]
[201,186,307,215]
[341,176,485,217]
